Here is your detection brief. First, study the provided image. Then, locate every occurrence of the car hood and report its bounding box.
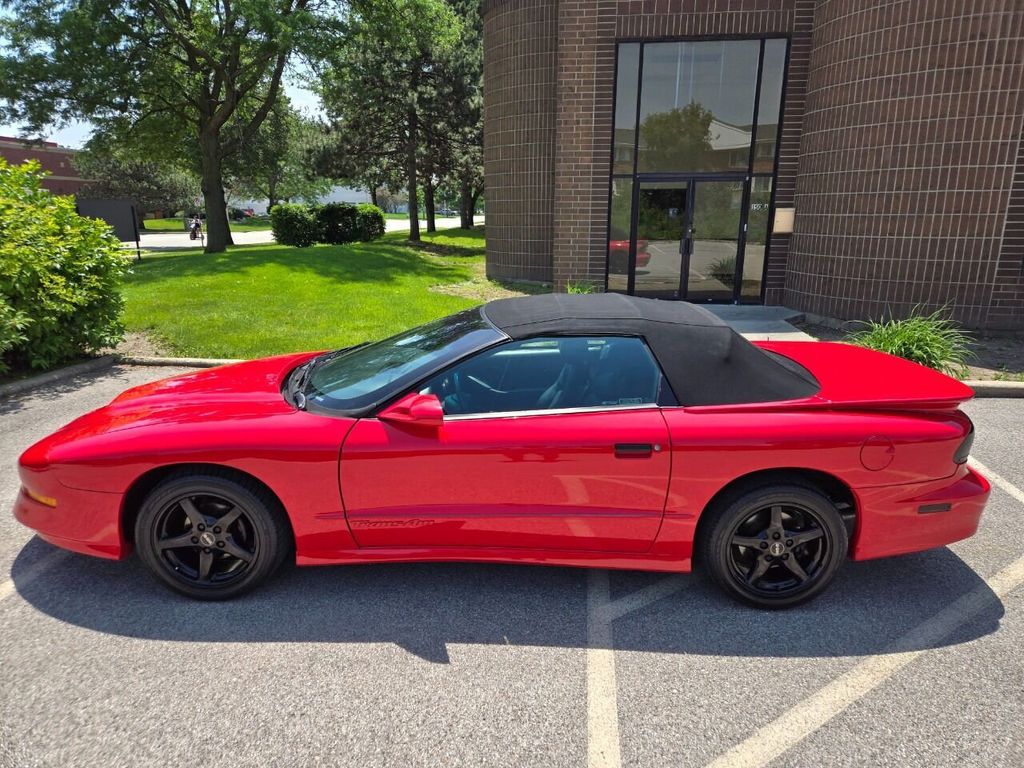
[24,353,319,462]
[111,352,318,408]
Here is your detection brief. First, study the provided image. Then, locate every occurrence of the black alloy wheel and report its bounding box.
[700,484,848,609]
[135,472,291,600]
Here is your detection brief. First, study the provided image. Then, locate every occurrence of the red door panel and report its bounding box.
[340,408,671,552]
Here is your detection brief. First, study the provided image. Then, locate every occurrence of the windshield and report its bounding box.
[304,309,503,413]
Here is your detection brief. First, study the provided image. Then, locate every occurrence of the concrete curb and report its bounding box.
[0,355,118,399]
[966,380,1024,398]
[118,355,242,368]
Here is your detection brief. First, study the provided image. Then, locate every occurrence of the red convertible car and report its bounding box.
[15,294,989,608]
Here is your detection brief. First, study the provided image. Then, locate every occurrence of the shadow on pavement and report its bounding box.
[12,536,1002,663]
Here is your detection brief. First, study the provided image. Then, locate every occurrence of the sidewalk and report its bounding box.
[124,216,484,252]
[704,305,813,341]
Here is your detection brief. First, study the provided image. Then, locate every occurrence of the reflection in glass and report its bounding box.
[741,177,772,300]
[613,44,640,174]
[754,39,787,173]
[687,180,743,302]
[634,181,688,298]
[606,178,634,293]
[637,41,760,174]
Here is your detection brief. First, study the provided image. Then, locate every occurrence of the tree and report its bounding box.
[431,0,483,230]
[317,0,459,241]
[637,103,714,173]
[227,100,334,211]
[74,136,199,226]
[0,0,339,253]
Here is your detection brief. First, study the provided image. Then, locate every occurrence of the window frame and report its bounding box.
[396,333,677,422]
[605,35,792,305]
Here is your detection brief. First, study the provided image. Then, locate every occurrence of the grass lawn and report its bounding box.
[142,217,272,233]
[122,227,508,359]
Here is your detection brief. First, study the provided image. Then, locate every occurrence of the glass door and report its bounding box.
[684,179,744,302]
[632,180,689,298]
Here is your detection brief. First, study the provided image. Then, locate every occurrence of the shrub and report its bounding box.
[316,202,360,245]
[708,256,736,289]
[0,159,128,372]
[848,308,972,378]
[565,281,596,294]
[269,203,320,247]
[355,203,386,241]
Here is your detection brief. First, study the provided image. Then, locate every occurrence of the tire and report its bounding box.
[698,484,848,609]
[134,471,291,600]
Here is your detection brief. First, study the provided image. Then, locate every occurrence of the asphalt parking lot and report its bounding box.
[1,365,1022,768]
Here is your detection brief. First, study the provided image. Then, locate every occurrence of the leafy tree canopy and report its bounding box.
[0,0,342,252]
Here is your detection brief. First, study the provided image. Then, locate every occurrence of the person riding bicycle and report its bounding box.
[188,215,202,240]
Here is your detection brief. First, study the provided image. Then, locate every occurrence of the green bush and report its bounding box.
[269,203,320,247]
[355,203,386,241]
[316,202,360,245]
[0,159,128,373]
[848,308,972,378]
[708,256,736,289]
[565,281,596,294]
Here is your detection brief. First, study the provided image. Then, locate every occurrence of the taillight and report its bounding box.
[953,416,974,465]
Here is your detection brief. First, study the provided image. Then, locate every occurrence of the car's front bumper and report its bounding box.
[13,483,126,560]
[851,465,990,560]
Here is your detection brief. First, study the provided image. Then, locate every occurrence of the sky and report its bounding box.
[0,82,324,148]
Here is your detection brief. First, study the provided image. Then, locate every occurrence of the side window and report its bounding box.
[419,336,671,416]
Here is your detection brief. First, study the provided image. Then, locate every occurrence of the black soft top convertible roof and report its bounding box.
[481,293,819,406]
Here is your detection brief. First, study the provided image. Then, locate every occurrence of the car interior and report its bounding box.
[419,336,673,416]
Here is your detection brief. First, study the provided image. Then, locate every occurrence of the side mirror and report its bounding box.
[378,392,444,428]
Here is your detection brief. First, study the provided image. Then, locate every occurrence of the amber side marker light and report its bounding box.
[24,487,58,508]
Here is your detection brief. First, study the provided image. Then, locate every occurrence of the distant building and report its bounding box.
[482,2,1024,331]
[0,136,87,195]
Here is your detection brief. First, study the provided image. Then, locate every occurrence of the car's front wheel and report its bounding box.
[134,472,291,600]
[699,484,848,609]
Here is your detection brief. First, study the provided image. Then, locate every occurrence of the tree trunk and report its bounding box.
[370,187,378,207]
[459,181,474,229]
[268,178,278,213]
[406,107,420,242]
[198,129,230,253]
[425,177,436,233]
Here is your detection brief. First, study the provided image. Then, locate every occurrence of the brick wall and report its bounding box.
[785,0,1024,330]
[0,138,86,196]
[481,1,1024,329]
[484,0,808,291]
[482,0,559,283]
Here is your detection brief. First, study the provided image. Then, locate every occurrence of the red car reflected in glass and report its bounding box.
[609,239,651,270]
[14,295,989,609]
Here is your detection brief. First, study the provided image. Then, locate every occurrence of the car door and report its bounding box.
[339,336,673,553]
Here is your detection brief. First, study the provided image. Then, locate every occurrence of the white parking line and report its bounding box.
[970,457,1024,507]
[0,550,69,603]
[704,461,1024,768]
[587,569,621,768]
[586,571,696,768]
[600,574,692,622]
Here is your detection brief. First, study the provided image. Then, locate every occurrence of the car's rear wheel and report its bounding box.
[134,472,290,600]
[699,484,848,609]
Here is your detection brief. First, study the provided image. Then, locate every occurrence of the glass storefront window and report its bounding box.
[606,177,633,293]
[613,44,640,174]
[741,176,773,300]
[753,39,787,174]
[636,40,760,174]
[607,37,787,303]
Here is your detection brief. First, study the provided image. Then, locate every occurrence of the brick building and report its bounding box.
[481,1,1024,330]
[0,135,87,196]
